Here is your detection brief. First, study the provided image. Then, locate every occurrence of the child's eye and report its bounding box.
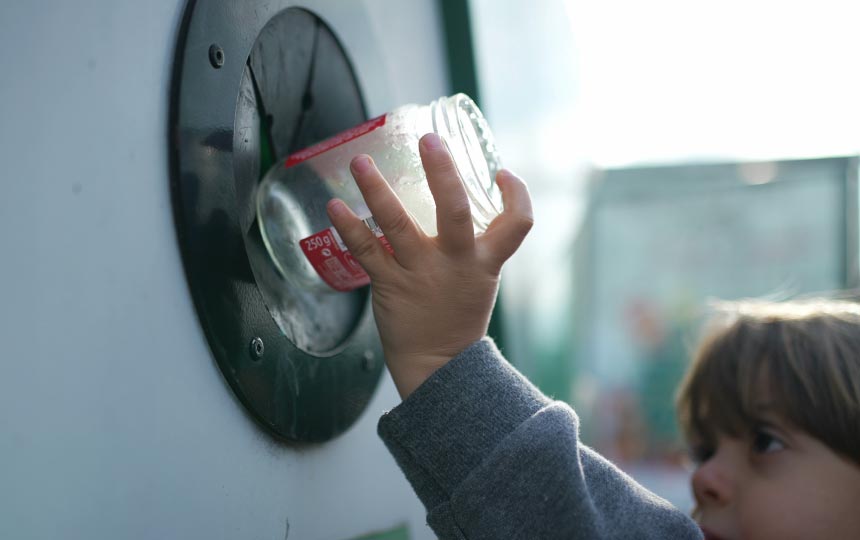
[689,443,714,464]
[751,428,785,454]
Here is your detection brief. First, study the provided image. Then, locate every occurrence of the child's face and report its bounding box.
[690,409,860,540]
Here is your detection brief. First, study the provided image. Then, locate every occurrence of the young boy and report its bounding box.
[676,300,860,540]
[329,133,860,539]
[327,132,701,539]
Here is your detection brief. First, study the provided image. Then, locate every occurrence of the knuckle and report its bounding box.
[425,147,460,176]
[350,234,379,261]
[363,180,389,200]
[513,214,535,236]
[435,158,460,180]
[449,204,473,227]
[384,210,413,237]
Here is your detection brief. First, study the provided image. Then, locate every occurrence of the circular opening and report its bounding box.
[256,160,336,292]
[233,8,370,356]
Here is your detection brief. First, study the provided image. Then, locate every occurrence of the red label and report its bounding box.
[284,115,387,168]
[300,220,393,292]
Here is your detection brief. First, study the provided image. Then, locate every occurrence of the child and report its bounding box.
[327,132,701,539]
[676,300,860,540]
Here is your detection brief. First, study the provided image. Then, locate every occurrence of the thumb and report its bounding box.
[480,170,534,267]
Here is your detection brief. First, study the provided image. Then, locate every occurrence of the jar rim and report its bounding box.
[432,93,504,230]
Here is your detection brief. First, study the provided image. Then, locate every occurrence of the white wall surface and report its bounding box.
[0,1,449,538]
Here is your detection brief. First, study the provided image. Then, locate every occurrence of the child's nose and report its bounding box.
[691,456,733,508]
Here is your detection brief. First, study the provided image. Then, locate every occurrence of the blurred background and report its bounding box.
[472,0,860,511]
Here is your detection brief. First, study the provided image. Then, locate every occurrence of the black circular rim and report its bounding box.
[168,0,384,443]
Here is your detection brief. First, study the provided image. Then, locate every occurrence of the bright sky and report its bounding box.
[564,0,860,167]
[474,0,860,174]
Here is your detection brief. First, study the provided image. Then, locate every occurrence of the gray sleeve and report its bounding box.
[377,338,703,540]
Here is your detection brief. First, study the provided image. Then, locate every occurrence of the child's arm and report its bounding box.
[327,133,702,540]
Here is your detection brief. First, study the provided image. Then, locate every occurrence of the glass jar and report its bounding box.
[256,93,503,292]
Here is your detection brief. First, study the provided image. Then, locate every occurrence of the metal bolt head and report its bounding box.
[361,350,376,371]
[208,44,225,69]
[250,337,265,360]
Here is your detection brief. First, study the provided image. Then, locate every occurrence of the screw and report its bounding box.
[209,44,225,69]
[250,337,265,360]
[361,350,376,371]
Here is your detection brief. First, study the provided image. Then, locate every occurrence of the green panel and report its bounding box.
[438,0,509,352]
[246,59,276,180]
[346,524,410,540]
[438,0,481,103]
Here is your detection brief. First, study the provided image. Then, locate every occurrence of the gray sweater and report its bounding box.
[377,338,704,540]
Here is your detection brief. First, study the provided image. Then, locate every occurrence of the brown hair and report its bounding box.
[676,299,860,463]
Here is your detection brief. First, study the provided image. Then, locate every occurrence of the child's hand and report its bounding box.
[326,133,533,399]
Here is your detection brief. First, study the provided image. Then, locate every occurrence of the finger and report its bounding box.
[419,133,475,253]
[479,170,534,266]
[349,154,423,259]
[326,198,390,277]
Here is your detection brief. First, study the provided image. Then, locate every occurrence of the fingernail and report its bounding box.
[351,155,373,174]
[328,199,347,216]
[498,169,521,183]
[422,133,443,150]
